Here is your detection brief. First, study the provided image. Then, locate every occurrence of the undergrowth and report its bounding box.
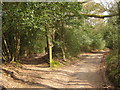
[106,50,120,88]
[50,60,62,68]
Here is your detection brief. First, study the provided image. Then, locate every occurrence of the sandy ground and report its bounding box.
[1,52,113,89]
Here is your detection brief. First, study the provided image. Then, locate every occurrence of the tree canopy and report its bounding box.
[1,0,119,71]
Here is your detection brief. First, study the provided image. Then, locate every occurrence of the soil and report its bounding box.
[0,51,114,89]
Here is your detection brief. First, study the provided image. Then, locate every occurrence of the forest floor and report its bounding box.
[0,51,114,89]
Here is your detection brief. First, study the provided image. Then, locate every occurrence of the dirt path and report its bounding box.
[1,52,113,89]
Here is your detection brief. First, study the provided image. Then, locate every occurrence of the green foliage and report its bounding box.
[64,27,106,57]
[90,33,106,50]
[2,2,83,62]
[2,2,117,65]
[2,2,48,61]
[102,17,118,50]
[78,30,93,51]
[106,50,120,87]
[65,28,81,56]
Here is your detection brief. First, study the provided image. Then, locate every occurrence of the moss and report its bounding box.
[50,60,62,68]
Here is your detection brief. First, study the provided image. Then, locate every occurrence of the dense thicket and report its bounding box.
[105,1,120,88]
[2,3,47,62]
[2,2,84,62]
[102,17,118,49]
[105,18,119,88]
[106,50,120,87]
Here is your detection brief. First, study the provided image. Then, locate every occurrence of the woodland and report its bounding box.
[1,0,120,88]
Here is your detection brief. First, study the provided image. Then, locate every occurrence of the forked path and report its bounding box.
[2,52,112,89]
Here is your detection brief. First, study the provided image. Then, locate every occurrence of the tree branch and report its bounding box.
[65,13,119,19]
[78,0,92,4]
[82,13,119,18]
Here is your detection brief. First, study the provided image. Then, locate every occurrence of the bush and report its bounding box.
[102,20,118,50]
[64,28,81,56]
[106,50,120,87]
[64,28,106,57]
[90,33,106,50]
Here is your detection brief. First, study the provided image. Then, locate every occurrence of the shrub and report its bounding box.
[90,33,106,50]
[106,50,120,87]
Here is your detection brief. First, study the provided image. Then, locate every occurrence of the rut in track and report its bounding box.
[1,52,112,89]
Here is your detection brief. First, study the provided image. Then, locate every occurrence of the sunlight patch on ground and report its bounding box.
[85,56,102,59]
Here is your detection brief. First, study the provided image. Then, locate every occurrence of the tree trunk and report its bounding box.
[2,34,11,62]
[12,30,20,62]
[15,31,20,61]
[45,26,50,63]
[61,19,66,61]
[118,1,120,19]
[45,26,53,66]
[61,46,66,61]
[49,43,53,67]
[118,1,120,54]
